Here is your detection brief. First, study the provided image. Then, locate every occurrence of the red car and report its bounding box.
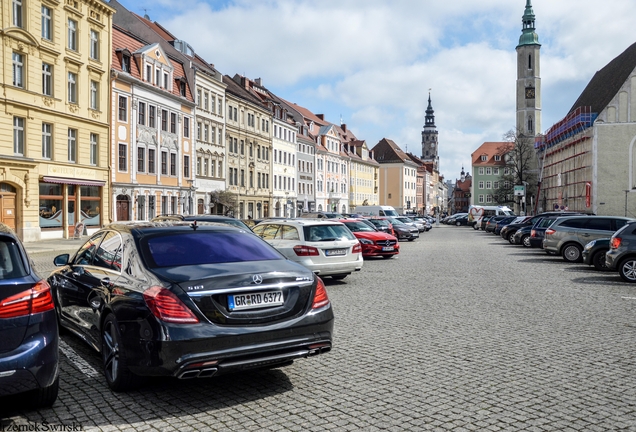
[339,219,399,259]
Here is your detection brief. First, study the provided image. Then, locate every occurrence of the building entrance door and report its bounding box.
[0,192,16,230]
[116,195,130,221]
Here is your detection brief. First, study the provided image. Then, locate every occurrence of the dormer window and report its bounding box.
[172,40,194,57]
[176,77,187,97]
[494,155,501,161]
[116,49,132,73]
[480,155,487,161]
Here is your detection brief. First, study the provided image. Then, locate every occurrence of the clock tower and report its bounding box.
[421,92,439,172]
[516,0,541,137]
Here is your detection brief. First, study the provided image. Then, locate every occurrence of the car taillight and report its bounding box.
[311,277,330,309]
[545,228,556,236]
[530,229,537,237]
[143,286,199,324]
[293,245,319,256]
[352,243,362,254]
[0,280,54,319]
[610,237,622,249]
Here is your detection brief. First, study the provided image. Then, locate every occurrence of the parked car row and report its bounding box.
[474,211,636,283]
[2,208,432,402]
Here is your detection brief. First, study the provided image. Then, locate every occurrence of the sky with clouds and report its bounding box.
[114,0,636,182]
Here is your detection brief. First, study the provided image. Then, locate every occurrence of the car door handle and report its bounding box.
[101,277,113,288]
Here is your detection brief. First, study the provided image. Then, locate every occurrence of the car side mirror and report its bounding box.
[53,254,69,266]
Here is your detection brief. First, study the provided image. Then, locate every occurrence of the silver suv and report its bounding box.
[543,215,635,263]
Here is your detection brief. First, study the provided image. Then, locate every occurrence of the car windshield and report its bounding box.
[0,238,27,279]
[343,221,376,233]
[303,225,356,242]
[387,217,406,225]
[142,231,282,268]
[368,219,390,228]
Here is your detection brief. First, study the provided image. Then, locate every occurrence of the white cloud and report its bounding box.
[116,0,636,183]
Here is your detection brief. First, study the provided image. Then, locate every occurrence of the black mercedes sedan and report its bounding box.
[49,222,334,392]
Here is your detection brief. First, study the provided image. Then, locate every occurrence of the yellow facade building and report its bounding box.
[1,0,114,241]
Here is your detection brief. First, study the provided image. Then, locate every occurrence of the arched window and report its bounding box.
[527,116,533,134]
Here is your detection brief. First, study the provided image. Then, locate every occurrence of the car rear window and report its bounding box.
[0,239,27,280]
[143,231,282,268]
[585,218,613,231]
[303,224,356,242]
[558,218,587,229]
[343,221,376,232]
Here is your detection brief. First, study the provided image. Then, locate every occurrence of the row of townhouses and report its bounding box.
[0,0,446,242]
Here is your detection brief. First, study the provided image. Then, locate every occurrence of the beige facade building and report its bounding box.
[1,0,114,241]
[372,138,419,214]
[223,75,272,219]
[347,140,379,211]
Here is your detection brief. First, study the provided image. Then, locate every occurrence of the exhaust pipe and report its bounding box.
[177,367,218,379]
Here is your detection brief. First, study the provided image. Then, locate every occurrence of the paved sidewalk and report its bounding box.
[23,237,84,255]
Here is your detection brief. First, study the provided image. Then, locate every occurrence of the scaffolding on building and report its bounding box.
[535,106,597,150]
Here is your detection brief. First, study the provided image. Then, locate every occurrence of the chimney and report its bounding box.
[341,123,347,132]
[243,77,250,90]
[255,78,262,86]
[316,114,324,121]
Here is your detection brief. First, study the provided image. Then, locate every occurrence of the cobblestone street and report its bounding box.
[2,226,636,431]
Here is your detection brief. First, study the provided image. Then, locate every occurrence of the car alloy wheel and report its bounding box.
[619,258,636,283]
[473,223,480,230]
[522,235,531,247]
[508,233,516,244]
[102,314,142,392]
[562,244,583,263]
[592,250,609,271]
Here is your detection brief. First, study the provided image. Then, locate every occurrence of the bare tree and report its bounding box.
[492,129,538,213]
[209,190,238,216]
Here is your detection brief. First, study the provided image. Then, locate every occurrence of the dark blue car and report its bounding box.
[0,223,59,407]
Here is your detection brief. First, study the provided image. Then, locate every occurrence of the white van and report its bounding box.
[467,205,514,230]
[353,205,399,217]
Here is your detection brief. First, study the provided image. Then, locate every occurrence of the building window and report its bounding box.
[527,116,533,133]
[41,6,52,40]
[67,72,77,103]
[90,30,99,60]
[170,153,176,176]
[137,195,146,221]
[204,124,209,142]
[149,105,156,128]
[478,181,484,189]
[12,52,24,88]
[196,157,201,176]
[493,168,499,175]
[68,19,77,51]
[118,144,127,171]
[493,181,499,189]
[486,194,493,203]
[42,63,52,96]
[90,81,99,110]
[486,181,492,189]
[183,155,190,178]
[485,167,492,175]
[478,167,484,175]
[138,102,146,125]
[480,155,487,161]
[146,65,152,82]
[163,72,168,89]
[183,117,190,138]
[121,55,130,73]
[478,194,484,204]
[170,113,176,134]
[210,126,216,144]
[42,123,52,159]
[202,158,208,176]
[148,149,156,174]
[161,109,168,131]
[155,69,160,87]
[118,96,127,121]
[90,133,98,165]
[68,129,77,163]
[13,0,23,27]
[161,151,168,175]
[494,155,501,161]
[137,147,145,173]
[13,117,25,155]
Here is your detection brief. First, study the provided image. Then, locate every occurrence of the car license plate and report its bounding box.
[228,291,284,311]
[382,246,394,251]
[325,248,347,256]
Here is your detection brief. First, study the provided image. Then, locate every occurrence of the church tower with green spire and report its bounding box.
[516,0,541,137]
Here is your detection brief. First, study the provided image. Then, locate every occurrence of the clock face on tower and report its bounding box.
[525,87,536,99]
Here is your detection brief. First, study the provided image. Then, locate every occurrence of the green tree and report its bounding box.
[209,190,238,216]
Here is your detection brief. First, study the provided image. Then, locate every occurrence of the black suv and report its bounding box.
[606,221,636,282]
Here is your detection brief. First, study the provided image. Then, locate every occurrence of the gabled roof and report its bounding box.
[569,41,636,115]
[371,138,417,165]
[471,142,512,166]
[222,75,271,112]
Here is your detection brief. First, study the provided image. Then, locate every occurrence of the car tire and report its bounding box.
[31,376,59,408]
[473,223,479,230]
[331,274,348,280]
[456,221,461,226]
[102,314,142,392]
[618,258,636,283]
[521,235,531,247]
[508,234,517,244]
[562,243,583,263]
[591,250,609,271]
